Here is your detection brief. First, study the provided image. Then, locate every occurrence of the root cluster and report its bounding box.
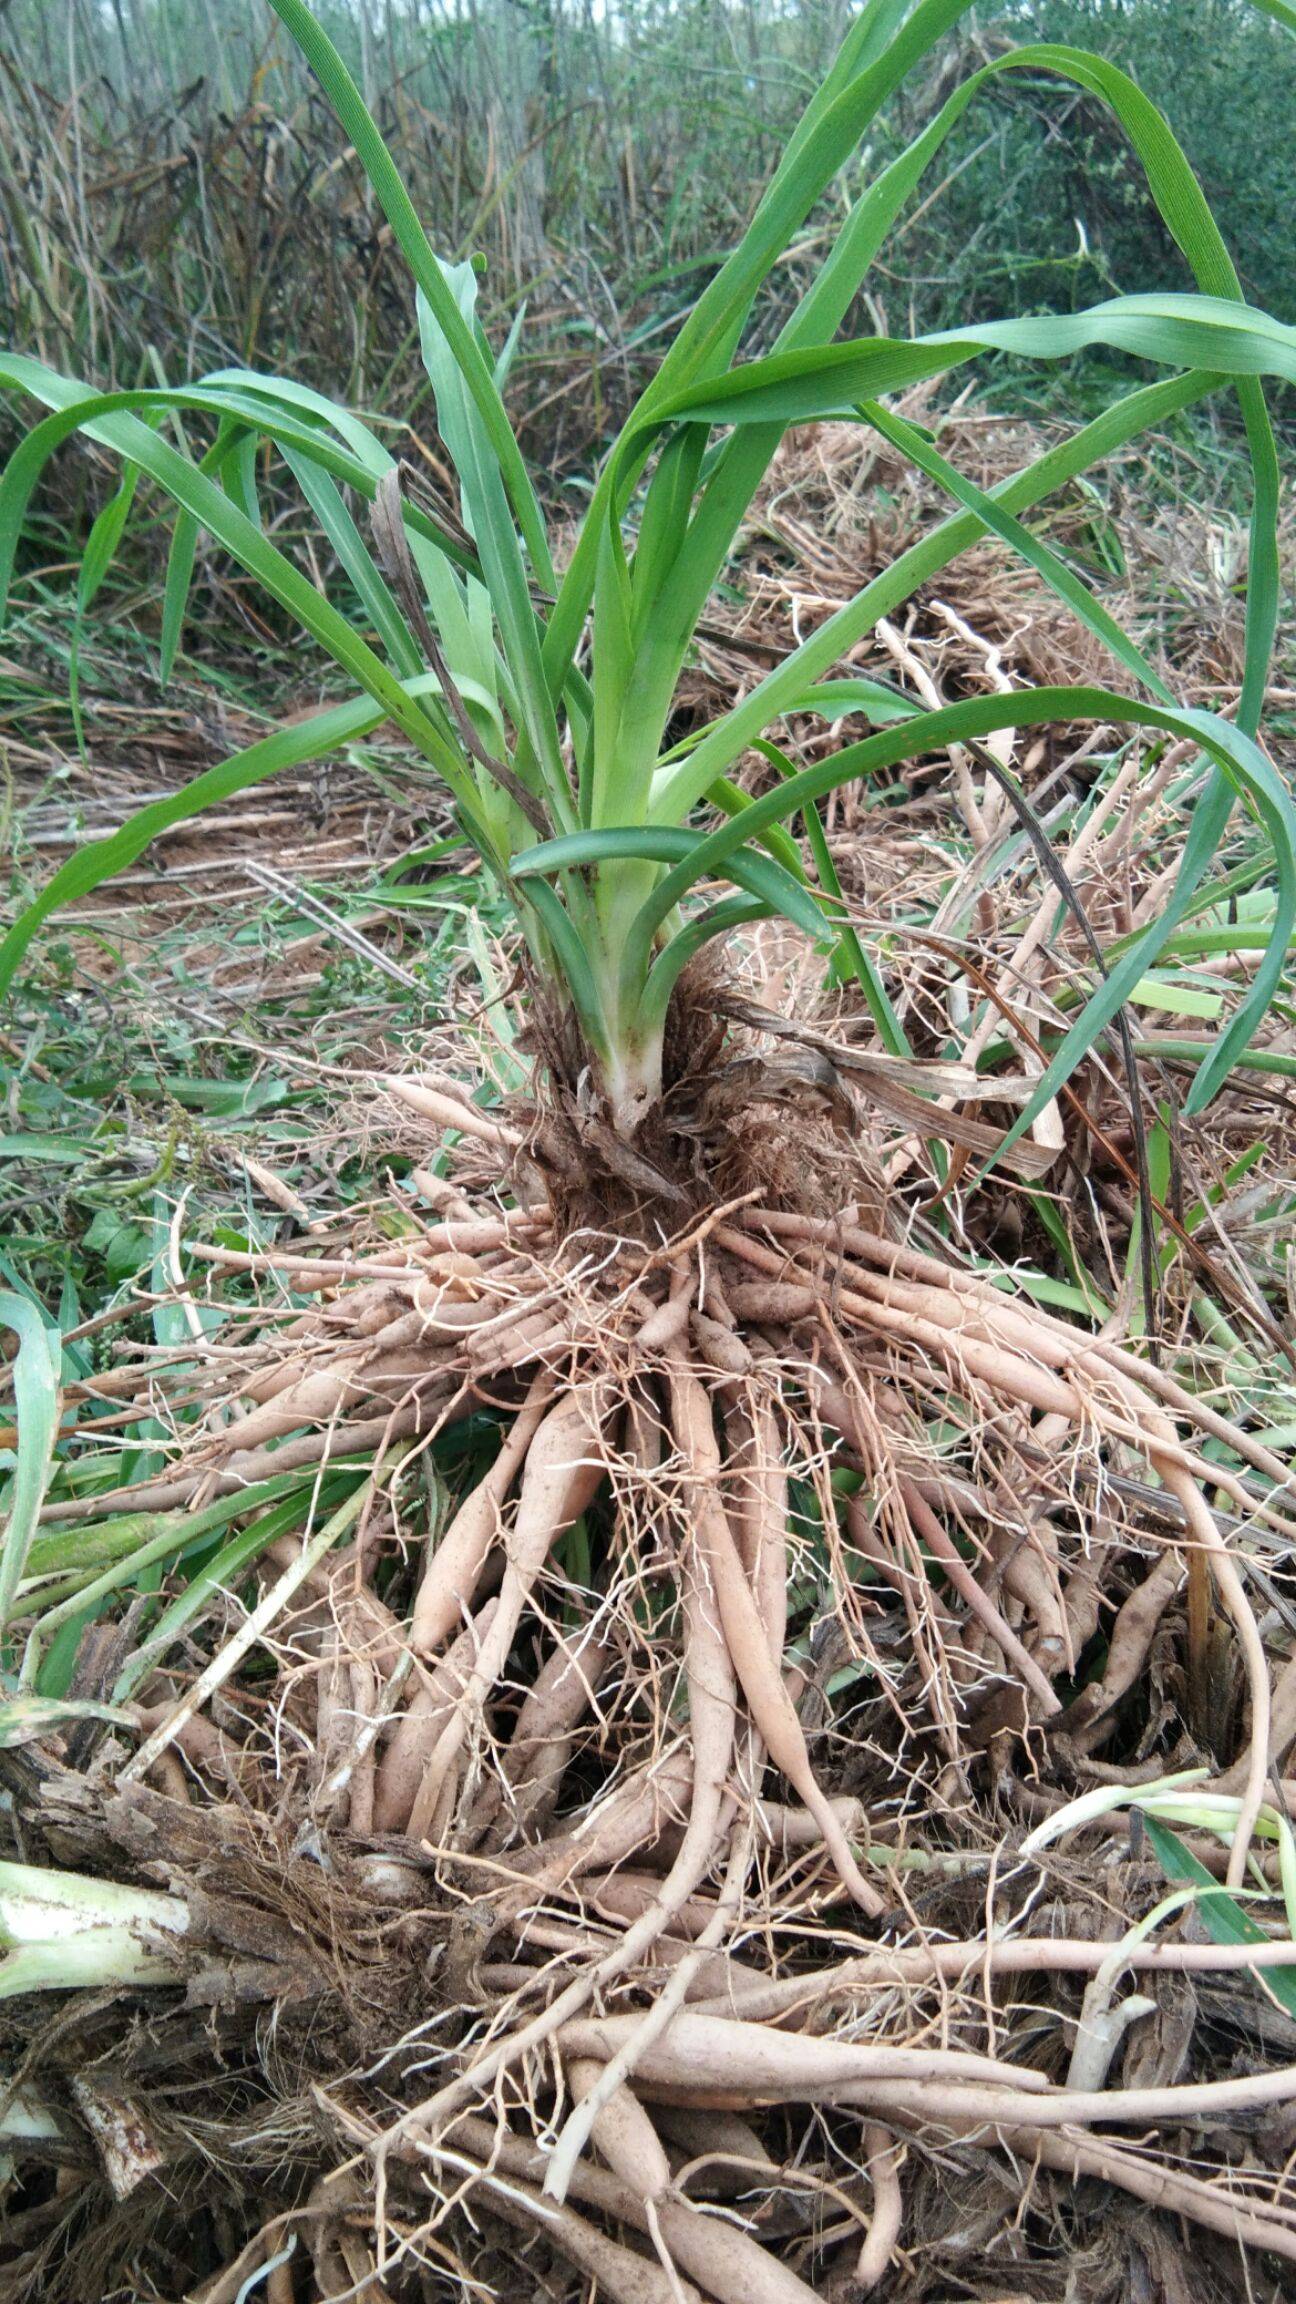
[7,1085,1296,2303]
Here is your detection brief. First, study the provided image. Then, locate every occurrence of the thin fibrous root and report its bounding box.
[745,1209,1296,1518]
[720,1219,1273,1847]
[36,1389,465,1523]
[1006,2124,1296,2266]
[182,1208,546,1285]
[898,1476,1061,1717]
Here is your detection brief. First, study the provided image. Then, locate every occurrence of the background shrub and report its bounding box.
[2,0,1292,483]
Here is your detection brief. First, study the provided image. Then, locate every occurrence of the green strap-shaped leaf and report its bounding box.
[263,0,554,589]
[68,465,142,755]
[512,824,828,944]
[858,398,1172,703]
[651,370,1213,824]
[618,294,1296,459]
[416,271,573,835]
[543,0,979,693]
[628,685,1296,1139]
[639,897,772,1039]
[0,376,477,638]
[623,35,1280,771]
[282,443,424,681]
[0,355,477,806]
[0,1295,63,1639]
[1141,1811,1296,2020]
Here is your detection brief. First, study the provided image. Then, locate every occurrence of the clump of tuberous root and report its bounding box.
[7,1042,1296,2304]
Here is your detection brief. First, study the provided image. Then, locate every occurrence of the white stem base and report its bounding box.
[600,1041,663,1139]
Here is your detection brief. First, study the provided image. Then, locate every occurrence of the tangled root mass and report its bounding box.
[6,1052,1296,2304]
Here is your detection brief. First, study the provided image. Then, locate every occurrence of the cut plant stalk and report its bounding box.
[0,1858,188,1998]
